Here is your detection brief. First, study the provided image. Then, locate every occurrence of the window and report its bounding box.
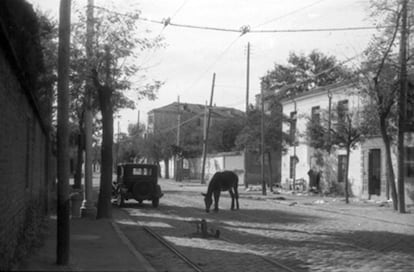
[311,106,320,124]
[405,147,414,178]
[337,100,349,122]
[290,111,297,144]
[338,155,347,183]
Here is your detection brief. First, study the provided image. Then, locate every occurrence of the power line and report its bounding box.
[139,16,388,34]
[180,34,242,96]
[139,0,190,67]
[254,0,327,28]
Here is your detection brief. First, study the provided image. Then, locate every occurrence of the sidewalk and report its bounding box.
[18,209,156,272]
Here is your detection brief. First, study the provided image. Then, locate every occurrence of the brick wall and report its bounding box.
[0,38,53,265]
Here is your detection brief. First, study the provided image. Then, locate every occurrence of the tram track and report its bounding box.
[114,207,205,272]
[114,183,414,272]
[115,201,298,272]
[159,195,299,272]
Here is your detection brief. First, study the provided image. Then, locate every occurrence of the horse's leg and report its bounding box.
[234,185,239,210]
[229,189,235,210]
[213,191,220,212]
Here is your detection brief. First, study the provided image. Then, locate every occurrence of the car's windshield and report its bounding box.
[132,167,153,176]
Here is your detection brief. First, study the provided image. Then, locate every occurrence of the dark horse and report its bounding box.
[202,171,239,213]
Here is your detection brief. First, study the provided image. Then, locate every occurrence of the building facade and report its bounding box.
[281,82,364,196]
[280,81,414,205]
[147,102,244,180]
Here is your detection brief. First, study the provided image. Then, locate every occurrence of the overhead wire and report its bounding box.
[138,0,190,67]
[253,0,328,28]
[180,34,243,97]
[138,16,388,34]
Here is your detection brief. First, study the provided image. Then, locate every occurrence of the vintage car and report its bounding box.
[113,163,163,207]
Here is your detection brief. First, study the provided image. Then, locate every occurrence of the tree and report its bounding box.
[357,0,414,210]
[69,6,164,218]
[209,117,244,153]
[117,123,146,163]
[306,100,365,203]
[236,101,290,188]
[261,50,352,97]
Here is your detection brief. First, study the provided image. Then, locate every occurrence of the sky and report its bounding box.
[28,0,376,133]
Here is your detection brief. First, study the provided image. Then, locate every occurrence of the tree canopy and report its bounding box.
[261,50,353,97]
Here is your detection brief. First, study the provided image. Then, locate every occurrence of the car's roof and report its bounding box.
[118,163,157,168]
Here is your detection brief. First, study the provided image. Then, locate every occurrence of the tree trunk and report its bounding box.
[345,145,351,204]
[96,85,113,219]
[267,152,273,192]
[164,159,169,179]
[74,128,84,189]
[380,117,398,210]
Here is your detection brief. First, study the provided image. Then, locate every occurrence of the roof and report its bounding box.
[279,81,358,105]
[148,102,245,119]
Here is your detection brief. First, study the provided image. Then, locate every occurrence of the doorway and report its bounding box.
[368,149,381,196]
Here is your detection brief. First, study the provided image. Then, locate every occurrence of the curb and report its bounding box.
[110,220,157,272]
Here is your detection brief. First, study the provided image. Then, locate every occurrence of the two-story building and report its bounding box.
[280,81,414,205]
[147,102,245,180]
[281,82,364,196]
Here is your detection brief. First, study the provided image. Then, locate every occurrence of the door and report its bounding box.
[368,149,381,195]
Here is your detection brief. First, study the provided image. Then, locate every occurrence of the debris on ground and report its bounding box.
[189,219,220,239]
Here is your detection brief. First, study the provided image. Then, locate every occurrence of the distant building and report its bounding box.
[147,102,244,180]
[147,102,244,134]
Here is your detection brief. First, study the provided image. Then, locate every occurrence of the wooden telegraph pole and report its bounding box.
[260,85,266,196]
[176,96,181,181]
[397,0,408,213]
[57,0,71,265]
[244,42,250,189]
[201,73,216,184]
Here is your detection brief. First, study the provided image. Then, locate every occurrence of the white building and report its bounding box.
[280,81,414,205]
[280,82,365,196]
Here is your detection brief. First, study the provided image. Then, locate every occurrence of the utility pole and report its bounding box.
[116,115,120,165]
[176,96,181,181]
[260,86,266,196]
[397,0,408,213]
[57,0,71,265]
[244,42,250,189]
[201,73,216,184]
[246,42,250,113]
[81,0,96,218]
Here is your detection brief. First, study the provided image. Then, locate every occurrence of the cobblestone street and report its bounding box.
[114,179,414,272]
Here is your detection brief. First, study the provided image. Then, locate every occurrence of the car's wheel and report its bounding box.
[116,193,125,207]
[152,198,159,208]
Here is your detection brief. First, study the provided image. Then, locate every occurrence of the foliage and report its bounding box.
[260,50,352,97]
[305,101,365,152]
[116,123,147,163]
[71,5,164,111]
[145,130,176,163]
[236,100,290,154]
[356,0,413,210]
[209,117,245,153]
